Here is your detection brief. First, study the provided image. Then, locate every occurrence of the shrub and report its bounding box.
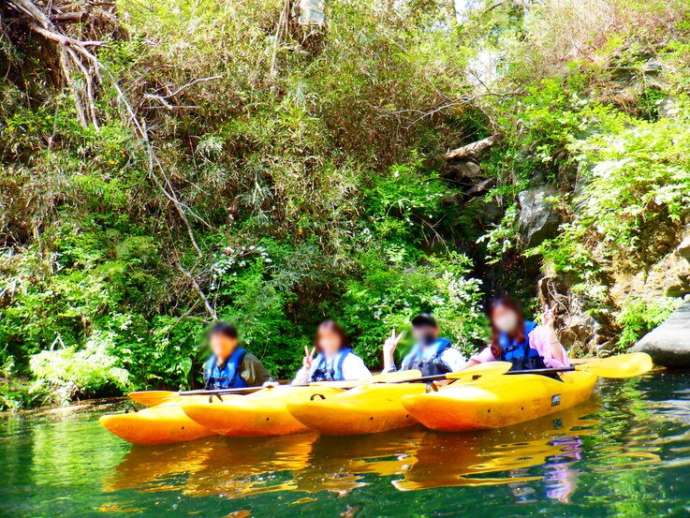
[29,331,130,405]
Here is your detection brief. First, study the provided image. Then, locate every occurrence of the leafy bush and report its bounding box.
[343,250,487,365]
[539,102,690,274]
[616,298,681,350]
[29,331,131,405]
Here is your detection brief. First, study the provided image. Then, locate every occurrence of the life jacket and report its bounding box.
[402,338,453,377]
[204,347,248,389]
[310,347,352,382]
[498,321,546,371]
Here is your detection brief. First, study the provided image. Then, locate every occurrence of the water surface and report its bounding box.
[2,372,689,517]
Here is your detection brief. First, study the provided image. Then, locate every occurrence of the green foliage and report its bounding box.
[343,251,488,365]
[616,298,681,350]
[538,102,690,273]
[1,0,689,409]
[29,331,131,405]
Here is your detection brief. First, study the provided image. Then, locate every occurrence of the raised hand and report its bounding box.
[303,346,316,370]
[543,305,557,328]
[383,329,405,358]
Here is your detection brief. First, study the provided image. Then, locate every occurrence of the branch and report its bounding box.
[174,257,217,320]
[444,134,500,161]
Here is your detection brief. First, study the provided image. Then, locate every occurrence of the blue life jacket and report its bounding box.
[402,337,453,377]
[310,347,352,382]
[204,347,248,389]
[498,320,546,371]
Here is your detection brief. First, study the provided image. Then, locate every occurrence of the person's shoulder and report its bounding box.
[524,320,538,334]
[345,351,366,364]
[443,345,464,358]
[437,337,454,350]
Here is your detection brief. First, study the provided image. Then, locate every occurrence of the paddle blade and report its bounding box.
[445,361,512,381]
[128,390,177,407]
[578,352,654,378]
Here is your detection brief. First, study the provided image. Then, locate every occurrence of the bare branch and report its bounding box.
[444,134,500,161]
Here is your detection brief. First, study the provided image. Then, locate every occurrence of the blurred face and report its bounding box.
[317,329,343,356]
[210,333,238,362]
[413,325,439,345]
[492,305,520,334]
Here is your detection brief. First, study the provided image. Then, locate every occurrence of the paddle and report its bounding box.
[129,352,654,406]
[380,352,654,384]
[572,352,654,379]
[129,369,426,406]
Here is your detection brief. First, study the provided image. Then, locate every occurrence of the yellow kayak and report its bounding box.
[99,396,217,445]
[287,383,428,435]
[402,370,597,432]
[182,385,344,437]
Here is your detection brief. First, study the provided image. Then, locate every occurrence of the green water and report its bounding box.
[2,372,689,517]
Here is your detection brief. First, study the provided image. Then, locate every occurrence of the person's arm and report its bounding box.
[291,366,311,385]
[342,354,372,380]
[440,347,467,372]
[382,330,405,373]
[240,353,270,386]
[467,345,496,367]
[530,326,570,369]
[292,346,315,385]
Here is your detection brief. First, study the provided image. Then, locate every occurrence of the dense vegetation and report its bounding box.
[1,0,688,409]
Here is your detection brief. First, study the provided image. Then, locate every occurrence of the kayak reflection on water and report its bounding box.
[104,400,626,501]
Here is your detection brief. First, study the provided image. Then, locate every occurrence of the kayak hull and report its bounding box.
[99,397,215,445]
[287,383,428,435]
[182,386,344,437]
[402,371,597,432]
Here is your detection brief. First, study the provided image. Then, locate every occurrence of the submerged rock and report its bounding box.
[518,186,560,248]
[633,302,690,367]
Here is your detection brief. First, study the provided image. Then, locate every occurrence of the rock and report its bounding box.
[537,276,616,356]
[643,59,663,74]
[518,186,560,248]
[632,302,690,367]
[678,235,690,261]
[659,97,680,119]
[610,227,690,305]
[452,161,482,179]
[297,0,325,26]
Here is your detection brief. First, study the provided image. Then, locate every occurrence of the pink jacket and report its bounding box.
[471,325,570,369]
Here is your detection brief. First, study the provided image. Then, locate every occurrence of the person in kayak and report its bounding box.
[292,320,372,384]
[382,313,466,376]
[204,322,270,389]
[467,297,570,371]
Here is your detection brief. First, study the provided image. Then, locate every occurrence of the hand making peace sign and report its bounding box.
[303,346,317,370]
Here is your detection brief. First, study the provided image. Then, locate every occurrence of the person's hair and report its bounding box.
[488,296,525,358]
[314,320,348,351]
[209,322,238,340]
[411,313,438,328]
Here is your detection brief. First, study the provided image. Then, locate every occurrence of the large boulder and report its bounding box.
[633,302,690,367]
[518,186,560,248]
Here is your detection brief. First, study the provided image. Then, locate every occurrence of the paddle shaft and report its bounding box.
[173,366,577,396]
[396,365,576,384]
[505,366,575,376]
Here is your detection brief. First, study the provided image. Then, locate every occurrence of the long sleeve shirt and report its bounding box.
[470,325,570,369]
[292,352,372,385]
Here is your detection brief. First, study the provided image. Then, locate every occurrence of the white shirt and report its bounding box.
[384,346,467,373]
[292,352,372,385]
